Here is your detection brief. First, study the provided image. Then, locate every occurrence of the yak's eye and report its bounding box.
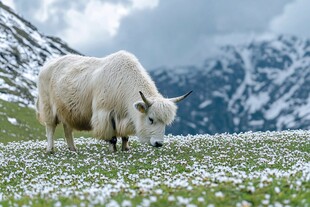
[149,117,154,124]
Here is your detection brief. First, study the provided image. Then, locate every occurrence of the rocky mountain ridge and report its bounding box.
[0,2,79,106]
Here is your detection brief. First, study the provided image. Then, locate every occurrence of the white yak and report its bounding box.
[36,50,192,153]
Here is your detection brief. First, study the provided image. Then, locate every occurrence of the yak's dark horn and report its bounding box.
[139,91,152,107]
[169,91,193,103]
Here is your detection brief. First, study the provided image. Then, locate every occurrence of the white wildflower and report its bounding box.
[154,189,163,195]
[215,191,224,198]
[168,195,175,202]
[149,196,157,202]
[106,200,120,207]
[197,197,205,202]
[274,187,281,194]
[121,200,132,207]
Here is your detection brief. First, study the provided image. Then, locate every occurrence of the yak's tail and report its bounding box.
[35,96,44,125]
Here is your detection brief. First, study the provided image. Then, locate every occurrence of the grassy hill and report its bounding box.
[0,130,309,206]
[0,99,90,143]
[0,99,44,143]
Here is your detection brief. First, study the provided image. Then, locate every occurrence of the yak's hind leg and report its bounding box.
[63,123,77,152]
[46,124,56,153]
[108,137,117,152]
[122,137,130,151]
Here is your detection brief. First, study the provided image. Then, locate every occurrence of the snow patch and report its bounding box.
[7,117,18,125]
[246,92,270,113]
[199,100,212,109]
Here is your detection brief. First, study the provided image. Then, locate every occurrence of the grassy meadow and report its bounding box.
[0,117,309,207]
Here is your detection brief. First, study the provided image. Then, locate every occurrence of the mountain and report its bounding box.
[0,2,79,106]
[151,35,310,135]
[0,2,81,142]
[1,2,310,136]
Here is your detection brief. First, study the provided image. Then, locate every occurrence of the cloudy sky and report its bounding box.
[2,0,310,69]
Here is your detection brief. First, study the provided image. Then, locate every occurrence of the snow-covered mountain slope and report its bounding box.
[151,36,310,135]
[0,2,79,106]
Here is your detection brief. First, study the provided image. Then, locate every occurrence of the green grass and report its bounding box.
[0,128,309,206]
[0,99,44,143]
[0,99,90,143]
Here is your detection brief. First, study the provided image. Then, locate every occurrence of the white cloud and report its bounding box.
[94,0,293,68]
[131,0,159,10]
[8,0,304,68]
[61,1,130,48]
[59,0,159,50]
[269,0,310,37]
[33,0,59,22]
[1,0,16,10]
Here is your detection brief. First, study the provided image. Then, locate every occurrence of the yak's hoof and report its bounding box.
[68,147,78,152]
[122,137,129,151]
[122,147,130,151]
[109,137,117,152]
[46,148,55,154]
[109,144,117,152]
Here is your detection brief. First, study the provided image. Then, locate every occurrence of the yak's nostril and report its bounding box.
[154,141,163,148]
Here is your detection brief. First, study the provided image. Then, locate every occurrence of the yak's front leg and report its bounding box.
[122,137,130,151]
[109,137,117,152]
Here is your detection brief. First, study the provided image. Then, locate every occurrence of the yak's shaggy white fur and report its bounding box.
[36,50,188,153]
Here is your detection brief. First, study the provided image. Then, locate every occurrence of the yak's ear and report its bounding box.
[134,101,148,114]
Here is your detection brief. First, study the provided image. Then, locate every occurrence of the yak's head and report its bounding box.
[134,91,192,147]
